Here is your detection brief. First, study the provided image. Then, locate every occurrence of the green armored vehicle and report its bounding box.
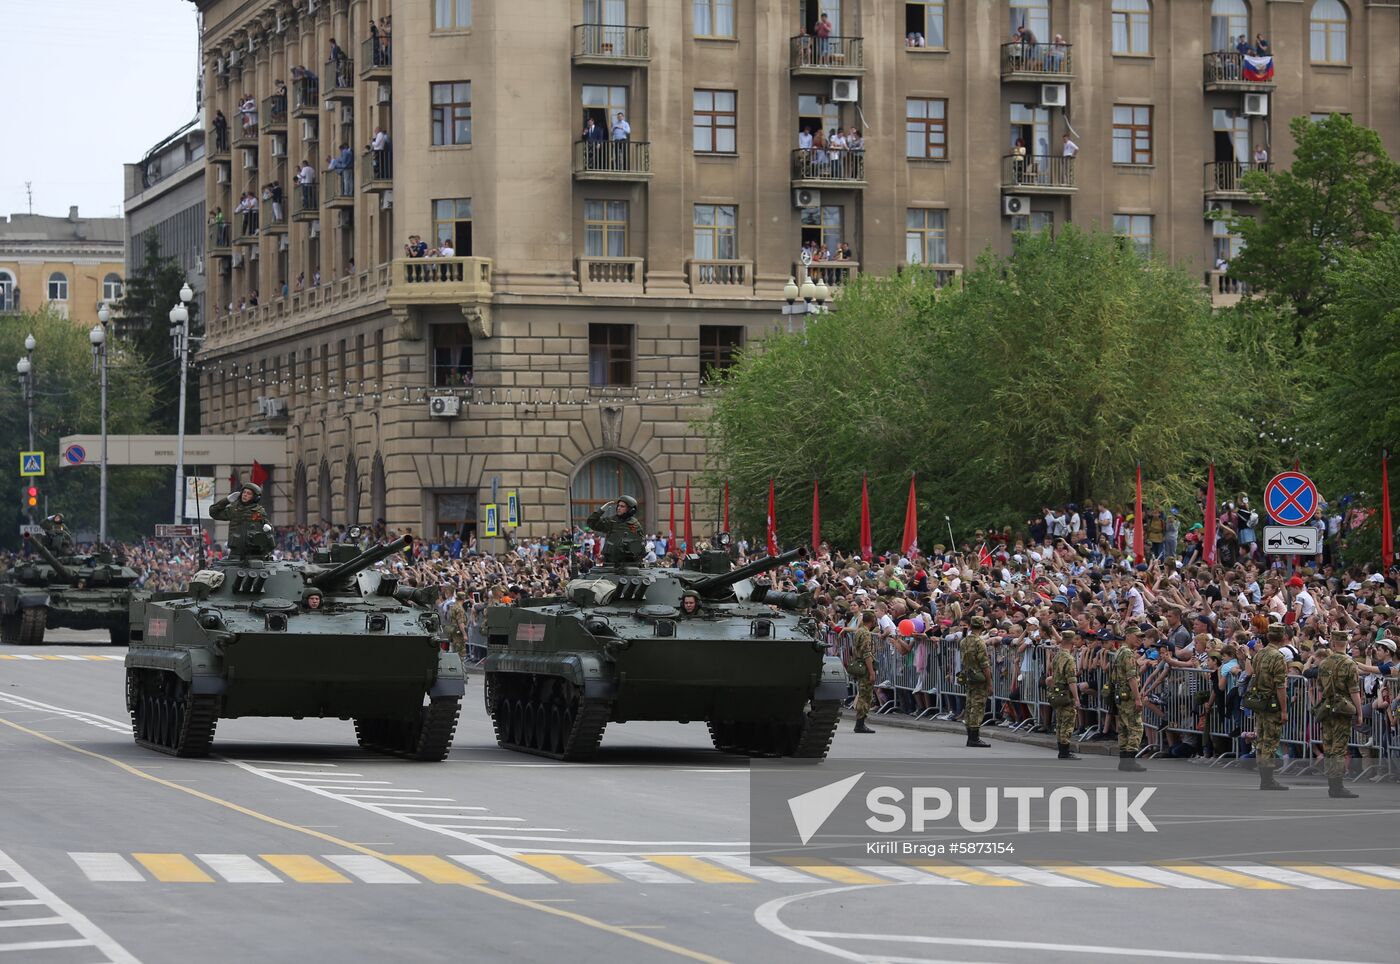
[0,520,143,646]
[125,532,465,759]
[483,534,848,761]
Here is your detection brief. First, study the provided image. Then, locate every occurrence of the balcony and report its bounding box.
[361,148,393,191]
[1206,270,1251,309]
[208,221,231,254]
[1000,41,1073,81]
[577,257,645,295]
[1204,160,1269,200]
[292,182,319,220]
[1001,155,1076,194]
[360,36,391,80]
[323,168,356,207]
[1203,52,1276,92]
[261,94,287,133]
[573,140,652,180]
[795,261,860,287]
[791,149,866,188]
[325,58,355,101]
[291,77,320,116]
[208,130,230,159]
[386,257,496,338]
[686,259,753,296]
[263,203,287,234]
[789,35,864,75]
[573,24,649,65]
[232,122,258,149]
[232,213,260,246]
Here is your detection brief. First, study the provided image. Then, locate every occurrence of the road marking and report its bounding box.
[1160,864,1290,890]
[1106,865,1229,889]
[906,863,1024,886]
[0,693,129,734]
[388,855,485,885]
[1347,864,1400,882]
[1221,864,1356,890]
[402,814,525,821]
[0,849,140,964]
[646,856,754,884]
[375,803,489,811]
[774,861,887,885]
[517,855,617,884]
[133,853,214,883]
[0,939,94,953]
[0,900,44,908]
[0,917,64,929]
[259,855,350,884]
[69,854,143,883]
[844,864,955,885]
[0,654,122,660]
[1042,865,1162,888]
[196,854,283,884]
[591,860,688,884]
[1287,866,1400,889]
[450,855,553,885]
[708,856,822,884]
[976,864,1094,887]
[323,855,420,884]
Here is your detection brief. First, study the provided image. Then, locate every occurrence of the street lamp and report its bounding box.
[170,282,194,525]
[92,309,110,544]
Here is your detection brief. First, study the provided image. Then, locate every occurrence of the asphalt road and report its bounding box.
[2,629,1399,964]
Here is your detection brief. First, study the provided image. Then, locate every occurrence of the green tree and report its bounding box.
[115,233,201,435]
[1225,114,1400,334]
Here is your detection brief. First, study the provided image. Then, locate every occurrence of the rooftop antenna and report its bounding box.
[24,182,32,214]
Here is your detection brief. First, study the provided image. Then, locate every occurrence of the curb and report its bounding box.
[841,706,1120,756]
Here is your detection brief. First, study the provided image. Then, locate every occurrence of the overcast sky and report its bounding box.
[0,0,201,222]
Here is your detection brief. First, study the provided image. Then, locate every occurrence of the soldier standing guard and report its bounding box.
[1046,627,1081,760]
[847,610,877,733]
[447,590,469,659]
[585,496,645,565]
[1246,624,1290,790]
[1112,629,1147,771]
[209,483,275,559]
[959,615,991,747]
[1311,629,1362,799]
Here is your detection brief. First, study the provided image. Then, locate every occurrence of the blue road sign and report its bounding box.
[1264,471,1319,526]
[19,452,44,477]
[63,444,86,466]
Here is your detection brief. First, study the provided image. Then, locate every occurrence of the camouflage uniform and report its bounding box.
[1316,633,1360,797]
[1048,645,1079,756]
[210,485,274,558]
[586,502,646,565]
[39,516,75,556]
[1111,644,1145,765]
[959,621,991,746]
[849,626,874,718]
[1250,631,1288,789]
[446,597,469,658]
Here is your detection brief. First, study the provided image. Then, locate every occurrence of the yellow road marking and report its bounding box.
[390,855,485,885]
[517,855,618,884]
[133,853,213,883]
[774,860,887,885]
[1040,865,1161,888]
[36,655,65,660]
[0,716,726,964]
[1283,865,1400,890]
[1159,864,1289,889]
[645,856,753,884]
[260,855,350,884]
[907,863,1024,886]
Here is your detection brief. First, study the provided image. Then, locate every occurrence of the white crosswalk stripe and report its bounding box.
[1105,865,1230,889]
[589,859,689,884]
[707,855,823,883]
[322,855,419,884]
[69,853,143,883]
[196,854,282,884]
[854,865,963,884]
[1349,864,1400,882]
[1222,864,1358,890]
[449,855,553,884]
[977,865,1095,887]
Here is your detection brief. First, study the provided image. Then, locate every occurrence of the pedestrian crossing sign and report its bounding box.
[19,451,43,477]
[507,490,519,528]
[483,503,499,538]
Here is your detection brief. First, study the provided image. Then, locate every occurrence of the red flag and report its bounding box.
[977,543,992,569]
[900,475,918,557]
[251,460,270,487]
[683,478,693,553]
[1203,463,1218,565]
[1133,462,1145,565]
[811,479,821,554]
[766,478,779,556]
[723,481,730,533]
[859,474,873,561]
[1383,450,1394,569]
[669,487,676,546]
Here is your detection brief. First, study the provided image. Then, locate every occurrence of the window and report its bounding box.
[905,98,947,159]
[1210,0,1248,53]
[1112,105,1152,164]
[905,209,948,265]
[581,84,628,132]
[1213,212,1243,262]
[102,273,123,303]
[570,455,645,530]
[693,0,736,38]
[431,323,474,387]
[1309,111,1349,123]
[588,323,633,386]
[0,270,14,311]
[693,90,737,154]
[693,204,737,260]
[1011,211,1053,235]
[1112,214,1153,256]
[433,0,471,30]
[905,2,946,48]
[434,491,477,541]
[47,272,68,301]
[800,205,844,251]
[432,197,473,253]
[431,81,472,146]
[699,326,743,380]
[1310,0,1348,64]
[1009,0,1049,40]
[1111,0,1150,54]
[584,200,629,257]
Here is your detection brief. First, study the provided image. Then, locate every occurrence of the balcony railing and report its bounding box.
[795,261,860,287]
[1206,269,1251,309]
[791,148,866,184]
[1000,41,1073,78]
[577,256,645,294]
[208,221,231,251]
[325,57,355,98]
[361,147,393,188]
[324,166,355,205]
[1002,154,1076,191]
[360,36,392,76]
[1205,160,1269,197]
[292,181,319,219]
[263,201,287,232]
[232,209,260,244]
[1204,51,1276,88]
[573,140,652,179]
[387,257,495,312]
[686,259,753,294]
[573,24,649,62]
[232,122,258,148]
[261,94,288,132]
[790,35,864,72]
[292,77,320,114]
[208,129,230,156]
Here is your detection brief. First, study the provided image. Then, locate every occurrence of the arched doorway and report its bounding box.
[344,456,360,522]
[569,454,648,532]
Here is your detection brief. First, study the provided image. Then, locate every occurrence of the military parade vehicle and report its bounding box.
[0,531,144,646]
[125,531,465,759]
[483,539,848,761]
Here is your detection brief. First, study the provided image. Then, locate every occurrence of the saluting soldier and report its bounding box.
[210,483,275,559]
[1046,627,1081,760]
[1112,628,1147,771]
[1312,629,1362,799]
[446,590,469,658]
[585,496,645,565]
[39,513,75,555]
[1250,624,1290,790]
[848,610,877,733]
[959,615,991,747]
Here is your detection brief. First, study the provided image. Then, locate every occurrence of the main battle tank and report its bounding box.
[0,534,144,645]
[483,542,848,761]
[125,532,465,759]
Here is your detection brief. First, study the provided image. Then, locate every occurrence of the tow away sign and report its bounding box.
[1263,525,1321,556]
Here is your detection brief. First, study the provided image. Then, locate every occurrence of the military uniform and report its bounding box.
[849,626,875,729]
[1048,645,1079,759]
[1316,632,1360,798]
[210,485,274,559]
[1249,628,1289,790]
[39,516,75,556]
[586,501,646,565]
[1111,643,1146,770]
[446,597,469,658]
[959,620,991,747]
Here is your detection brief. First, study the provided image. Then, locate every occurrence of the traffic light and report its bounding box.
[26,485,37,508]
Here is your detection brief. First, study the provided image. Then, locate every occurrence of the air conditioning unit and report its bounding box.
[429,395,462,418]
[376,82,391,104]
[1040,84,1067,108]
[278,235,290,251]
[340,105,354,125]
[216,164,230,184]
[831,79,859,102]
[214,56,225,73]
[337,209,354,228]
[307,0,317,13]
[380,190,394,210]
[793,188,821,208]
[1003,195,1031,216]
[308,220,320,238]
[250,247,260,261]
[270,134,286,157]
[242,149,257,170]
[301,118,318,141]
[257,396,288,418]
[1243,93,1269,116]
[232,253,245,268]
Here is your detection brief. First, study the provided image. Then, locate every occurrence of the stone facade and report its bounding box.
[0,208,125,327]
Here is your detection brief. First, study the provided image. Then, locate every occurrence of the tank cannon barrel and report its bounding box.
[752,588,814,611]
[689,546,806,597]
[310,535,413,589]
[23,533,75,582]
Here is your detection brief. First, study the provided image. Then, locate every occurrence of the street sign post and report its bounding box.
[18,524,42,537]
[1264,471,1319,526]
[1263,525,1321,556]
[19,451,43,477]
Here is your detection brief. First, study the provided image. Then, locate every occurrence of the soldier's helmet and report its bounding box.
[48,513,63,525]
[616,494,638,519]
[680,589,701,611]
[240,482,263,500]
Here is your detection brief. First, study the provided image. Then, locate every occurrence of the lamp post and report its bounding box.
[170,283,194,525]
[91,310,110,544]
[780,275,829,334]
[16,334,35,522]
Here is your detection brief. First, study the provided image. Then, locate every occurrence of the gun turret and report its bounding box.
[309,535,412,590]
[688,546,806,598]
[23,532,75,582]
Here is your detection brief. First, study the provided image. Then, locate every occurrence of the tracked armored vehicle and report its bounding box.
[125,534,465,759]
[0,534,143,645]
[483,544,848,761]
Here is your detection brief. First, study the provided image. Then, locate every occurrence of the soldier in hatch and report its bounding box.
[680,590,702,617]
[586,495,646,565]
[210,483,275,559]
[39,514,75,555]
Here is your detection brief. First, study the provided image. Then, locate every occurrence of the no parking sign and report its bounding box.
[1264,471,1319,526]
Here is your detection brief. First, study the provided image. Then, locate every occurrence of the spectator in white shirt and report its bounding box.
[1061,134,1079,158]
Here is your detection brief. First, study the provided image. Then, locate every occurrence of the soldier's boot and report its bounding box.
[853,717,876,734]
[1118,751,1147,772]
[965,727,991,748]
[1328,777,1358,799]
[1057,742,1079,760]
[1258,764,1289,790]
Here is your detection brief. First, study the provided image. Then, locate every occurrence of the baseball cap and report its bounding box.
[1287,575,1304,588]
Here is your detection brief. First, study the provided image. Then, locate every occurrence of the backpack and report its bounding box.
[1315,654,1355,719]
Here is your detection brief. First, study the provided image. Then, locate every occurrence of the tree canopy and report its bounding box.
[115,233,201,435]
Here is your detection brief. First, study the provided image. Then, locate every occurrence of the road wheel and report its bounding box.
[18,607,46,645]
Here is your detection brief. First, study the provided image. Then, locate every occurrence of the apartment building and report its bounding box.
[0,208,125,327]
[194,0,1399,542]
[124,120,209,323]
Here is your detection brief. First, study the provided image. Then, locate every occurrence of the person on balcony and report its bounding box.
[795,25,812,63]
[1015,24,1038,68]
[828,127,847,176]
[847,128,864,153]
[1012,137,1029,183]
[814,13,833,64]
[296,159,315,209]
[370,127,391,177]
[337,143,354,196]
[439,239,455,258]
[610,111,631,169]
[1047,34,1067,72]
[1252,144,1268,169]
[272,78,287,116]
[583,116,605,168]
[238,93,257,132]
[212,109,228,150]
[836,242,853,262]
[798,126,813,151]
[270,180,284,222]
[811,128,828,173]
[1061,133,1079,159]
[329,38,348,85]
